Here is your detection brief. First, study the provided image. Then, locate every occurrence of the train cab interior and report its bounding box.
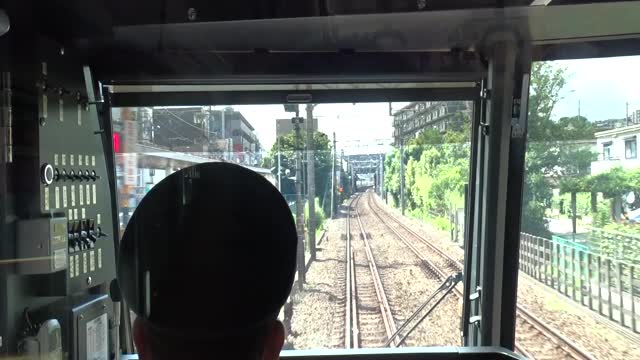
[2,1,640,359]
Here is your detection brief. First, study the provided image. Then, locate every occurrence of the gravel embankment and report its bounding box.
[287,196,461,350]
[286,204,349,350]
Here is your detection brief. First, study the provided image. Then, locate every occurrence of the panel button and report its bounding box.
[41,164,54,185]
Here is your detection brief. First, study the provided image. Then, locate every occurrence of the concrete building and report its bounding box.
[392,101,471,145]
[208,107,261,154]
[631,109,640,124]
[112,107,271,226]
[276,117,318,137]
[594,118,628,131]
[150,106,261,156]
[591,123,640,174]
[152,107,213,152]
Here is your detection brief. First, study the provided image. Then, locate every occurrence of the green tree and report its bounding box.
[521,62,600,237]
[410,116,470,146]
[411,128,443,145]
[586,167,634,198]
[528,62,568,141]
[559,146,597,177]
[384,148,402,205]
[556,116,595,140]
[385,116,471,220]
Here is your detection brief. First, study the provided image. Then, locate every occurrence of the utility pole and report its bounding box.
[379,153,384,198]
[221,108,226,160]
[351,160,356,193]
[331,132,336,219]
[306,104,316,261]
[277,136,282,192]
[221,107,226,138]
[340,149,345,195]
[400,138,405,215]
[578,100,581,119]
[293,111,305,289]
[626,101,629,125]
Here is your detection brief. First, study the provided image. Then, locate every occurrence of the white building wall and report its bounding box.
[591,124,640,174]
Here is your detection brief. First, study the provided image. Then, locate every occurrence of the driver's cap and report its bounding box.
[117,162,297,334]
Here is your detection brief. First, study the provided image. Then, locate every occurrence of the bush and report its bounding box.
[428,216,451,231]
[593,200,611,228]
[521,201,550,238]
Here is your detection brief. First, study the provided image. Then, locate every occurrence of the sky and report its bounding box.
[227,103,400,155]
[207,55,640,154]
[551,55,640,121]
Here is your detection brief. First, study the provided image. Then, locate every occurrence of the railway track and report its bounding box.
[365,191,595,360]
[344,194,398,348]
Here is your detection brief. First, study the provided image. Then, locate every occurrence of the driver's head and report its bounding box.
[117,162,297,360]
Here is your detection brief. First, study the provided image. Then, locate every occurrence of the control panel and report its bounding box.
[11,49,117,295]
[17,217,68,275]
[0,28,118,359]
[13,53,115,295]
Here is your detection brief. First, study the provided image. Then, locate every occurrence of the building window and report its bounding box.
[603,142,613,160]
[625,138,637,159]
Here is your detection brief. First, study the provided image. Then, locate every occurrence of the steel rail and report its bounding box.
[353,194,399,347]
[345,196,359,348]
[367,192,594,360]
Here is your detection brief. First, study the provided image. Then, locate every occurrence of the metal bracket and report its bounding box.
[469,286,482,301]
[82,65,104,105]
[511,119,524,138]
[469,287,482,326]
[479,123,490,136]
[479,84,491,136]
[511,73,530,139]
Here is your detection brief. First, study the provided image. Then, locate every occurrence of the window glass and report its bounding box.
[115,102,472,350]
[519,56,640,359]
[625,139,637,159]
[603,142,613,160]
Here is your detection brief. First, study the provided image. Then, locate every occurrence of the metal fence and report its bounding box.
[589,227,640,264]
[519,233,639,333]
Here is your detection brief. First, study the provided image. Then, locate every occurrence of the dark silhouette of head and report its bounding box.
[117,162,297,359]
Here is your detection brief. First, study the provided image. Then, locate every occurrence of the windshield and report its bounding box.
[114,101,471,349]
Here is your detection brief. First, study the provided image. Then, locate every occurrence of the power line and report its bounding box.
[157,108,208,133]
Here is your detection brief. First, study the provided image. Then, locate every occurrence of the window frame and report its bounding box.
[625,138,637,159]
[603,141,613,160]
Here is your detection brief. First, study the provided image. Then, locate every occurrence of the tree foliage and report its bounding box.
[384,124,470,219]
[522,63,599,236]
[528,62,568,141]
[383,62,639,244]
[268,131,332,208]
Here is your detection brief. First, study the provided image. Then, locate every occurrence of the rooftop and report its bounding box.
[594,123,640,138]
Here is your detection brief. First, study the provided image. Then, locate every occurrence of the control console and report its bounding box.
[0,27,117,359]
